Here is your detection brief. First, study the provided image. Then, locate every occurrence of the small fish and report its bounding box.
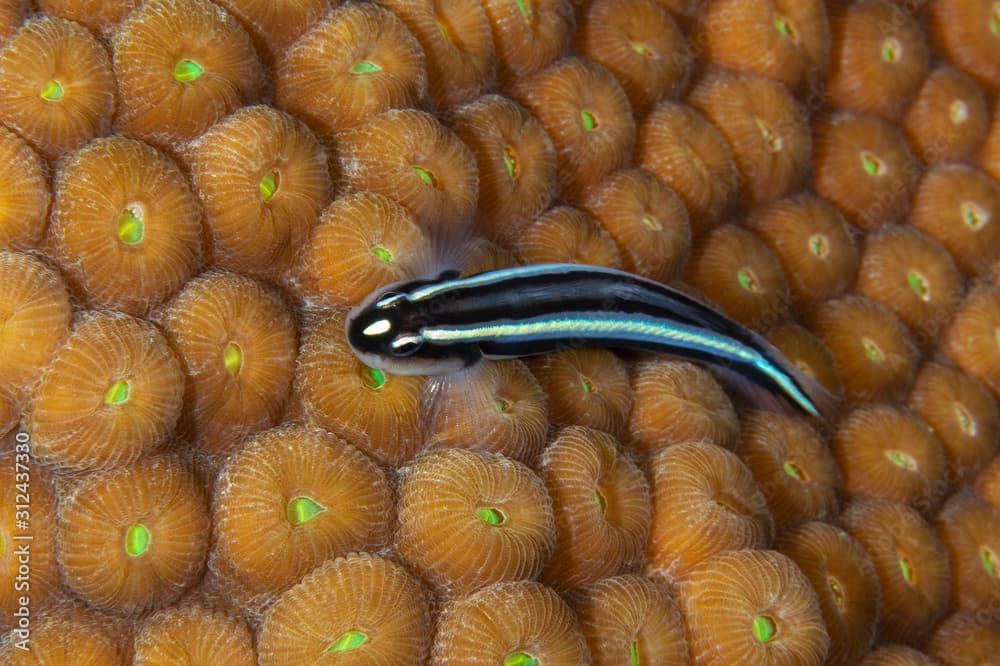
[346,263,837,418]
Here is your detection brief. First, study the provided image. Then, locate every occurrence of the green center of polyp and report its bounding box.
[961,201,989,230]
[223,342,244,379]
[737,267,762,293]
[125,523,150,557]
[116,207,144,245]
[259,170,279,202]
[881,37,902,63]
[172,58,204,82]
[580,110,599,131]
[981,546,998,576]
[640,214,662,231]
[595,487,607,513]
[862,337,884,363]
[103,379,131,405]
[504,652,538,666]
[783,461,805,480]
[515,0,531,21]
[906,269,931,302]
[327,630,368,653]
[350,60,382,74]
[955,403,978,437]
[362,367,386,390]
[476,506,506,526]
[371,246,393,263]
[286,496,326,525]
[756,118,782,153]
[629,40,655,57]
[828,575,846,611]
[899,555,915,585]
[773,14,796,40]
[885,449,917,471]
[630,641,640,666]
[861,151,884,176]
[39,78,63,101]
[580,375,596,393]
[503,145,519,180]
[752,615,776,642]
[808,233,829,258]
[950,100,969,125]
[413,165,437,187]
[991,3,999,35]
[495,397,510,412]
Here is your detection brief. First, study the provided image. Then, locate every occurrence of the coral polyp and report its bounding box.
[0,126,50,251]
[379,0,495,110]
[112,0,266,148]
[538,426,650,589]
[133,601,256,665]
[509,57,635,202]
[678,549,830,666]
[159,272,298,453]
[515,205,622,269]
[275,2,426,137]
[451,94,557,241]
[210,425,394,602]
[689,68,812,207]
[297,191,432,307]
[646,441,774,580]
[28,311,184,471]
[48,136,202,315]
[841,498,951,645]
[395,448,555,595]
[571,575,688,665]
[422,360,549,464]
[295,308,424,467]
[185,104,331,278]
[626,358,740,453]
[338,108,479,233]
[745,194,858,315]
[431,581,590,665]
[700,0,830,93]
[575,0,691,114]
[778,521,879,666]
[903,65,989,164]
[635,101,738,236]
[825,0,930,121]
[258,552,432,666]
[0,252,72,403]
[0,16,114,160]
[56,456,210,615]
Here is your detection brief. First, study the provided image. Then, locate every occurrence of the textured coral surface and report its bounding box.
[1,0,1000,663]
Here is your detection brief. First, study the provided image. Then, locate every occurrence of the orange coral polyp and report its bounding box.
[211,425,394,602]
[395,448,555,595]
[159,272,298,454]
[538,426,650,589]
[56,456,211,615]
[0,16,114,161]
[186,105,331,278]
[275,2,427,137]
[48,136,202,316]
[112,0,266,148]
[29,312,184,471]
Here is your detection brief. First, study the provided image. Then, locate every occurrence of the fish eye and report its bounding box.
[390,334,423,357]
